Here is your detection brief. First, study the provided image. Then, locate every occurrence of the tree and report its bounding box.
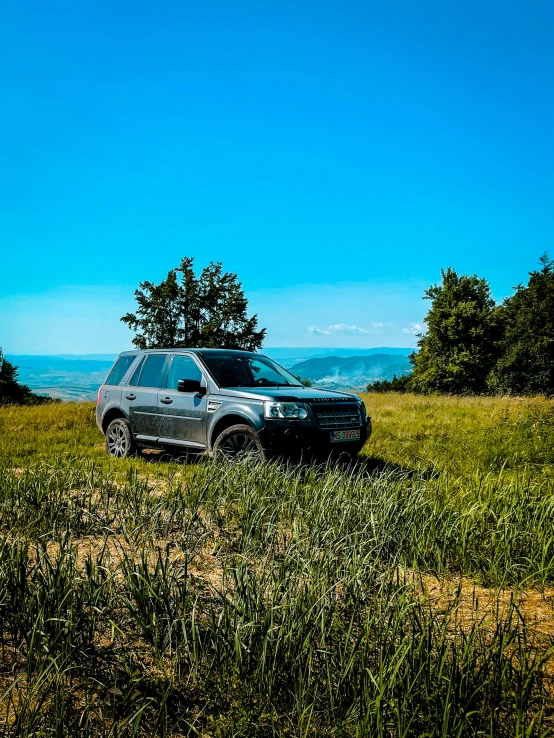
[0,350,22,403]
[121,257,266,351]
[409,268,501,394]
[488,254,554,395]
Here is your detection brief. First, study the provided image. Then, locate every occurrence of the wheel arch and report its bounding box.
[209,413,255,450]
[101,407,129,435]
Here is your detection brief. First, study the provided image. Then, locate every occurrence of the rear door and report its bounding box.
[124,354,169,441]
[157,353,207,448]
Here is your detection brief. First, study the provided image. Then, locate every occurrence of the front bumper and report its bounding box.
[259,416,371,455]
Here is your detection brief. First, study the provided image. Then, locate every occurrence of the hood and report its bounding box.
[216,386,359,402]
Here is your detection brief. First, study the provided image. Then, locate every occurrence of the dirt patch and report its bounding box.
[401,568,554,671]
[41,532,225,593]
[414,572,554,633]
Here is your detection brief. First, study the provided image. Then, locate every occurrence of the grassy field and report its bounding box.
[0,394,553,736]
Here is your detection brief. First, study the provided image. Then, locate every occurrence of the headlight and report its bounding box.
[264,401,308,420]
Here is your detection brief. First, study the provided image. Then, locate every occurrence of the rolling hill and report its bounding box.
[264,347,413,368]
[290,353,412,390]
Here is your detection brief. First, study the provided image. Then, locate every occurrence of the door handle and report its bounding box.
[125,394,136,400]
[160,397,173,404]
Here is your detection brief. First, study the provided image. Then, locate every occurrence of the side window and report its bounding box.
[166,355,202,390]
[129,356,146,386]
[138,355,168,388]
[105,355,136,386]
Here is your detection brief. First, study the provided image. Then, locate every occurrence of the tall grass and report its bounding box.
[0,458,552,735]
[362,393,554,478]
[0,402,98,465]
[0,395,553,735]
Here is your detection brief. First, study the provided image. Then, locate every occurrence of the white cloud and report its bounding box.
[402,323,423,335]
[308,325,331,335]
[328,323,372,335]
[309,323,373,336]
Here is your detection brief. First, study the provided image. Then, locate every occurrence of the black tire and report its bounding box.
[105,418,136,459]
[212,424,265,462]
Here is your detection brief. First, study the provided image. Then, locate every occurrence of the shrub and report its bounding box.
[367,374,411,393]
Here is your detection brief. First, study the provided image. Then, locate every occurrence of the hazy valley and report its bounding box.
[290,353,411,390]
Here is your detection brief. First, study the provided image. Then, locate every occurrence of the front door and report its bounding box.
[157,354,207,448]
[125,353,169,441]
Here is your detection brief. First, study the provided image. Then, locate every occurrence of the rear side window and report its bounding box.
[105,356,136,386]
[129,356,146,386]
[166,355,202,390]
[138,354,168,388]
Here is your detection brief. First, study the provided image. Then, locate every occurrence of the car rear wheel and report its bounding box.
[105,418,136,458]
[213,424,265,462]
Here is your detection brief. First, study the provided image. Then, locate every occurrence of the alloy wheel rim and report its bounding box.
[219,433,260,459]
[107,424,127,458]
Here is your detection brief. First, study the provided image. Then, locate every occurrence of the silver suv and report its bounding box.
[96,349,371,460]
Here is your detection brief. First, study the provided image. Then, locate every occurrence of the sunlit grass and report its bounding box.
[361,392,554,479]
[0,402,100,465]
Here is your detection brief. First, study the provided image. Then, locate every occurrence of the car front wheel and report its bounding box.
[213,424,265,462]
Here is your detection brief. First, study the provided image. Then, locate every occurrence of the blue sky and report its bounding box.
[1,0,552,353]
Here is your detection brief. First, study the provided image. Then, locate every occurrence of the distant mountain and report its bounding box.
[264,347,414,369]
[290,354,412,390]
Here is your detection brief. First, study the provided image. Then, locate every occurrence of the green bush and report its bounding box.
[367,374,411,392]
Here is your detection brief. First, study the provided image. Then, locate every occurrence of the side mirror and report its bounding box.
[177,378,206,395]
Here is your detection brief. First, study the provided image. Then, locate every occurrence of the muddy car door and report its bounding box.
[157,353,208,450]
[123,353,169,442]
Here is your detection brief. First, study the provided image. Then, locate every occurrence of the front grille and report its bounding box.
[312,403,361,430]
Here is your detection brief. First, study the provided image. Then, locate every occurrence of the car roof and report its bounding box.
[118,348,260,356]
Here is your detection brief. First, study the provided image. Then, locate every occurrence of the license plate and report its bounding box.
[330,429,360,443]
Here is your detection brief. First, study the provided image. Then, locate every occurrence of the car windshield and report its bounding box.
[200,354,303,388]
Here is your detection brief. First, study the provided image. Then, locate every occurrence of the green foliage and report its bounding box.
[0,349,19,396]
[0,349,52,405]
[367,373,411,393]
[295,374,312,387]
[409,256,554,396]
[121,256,266,351]
[410,268,501,394]
[488,254,554,395]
